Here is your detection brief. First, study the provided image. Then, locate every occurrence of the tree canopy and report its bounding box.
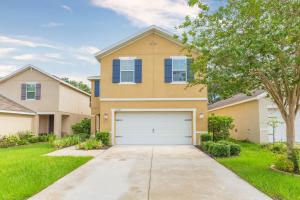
[61,77,91,94]
[179,0,300,169]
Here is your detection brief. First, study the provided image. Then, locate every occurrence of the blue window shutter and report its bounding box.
[134,59,142,83]
[164,58,172,83]
[94,80,100,97]
[112,59,120,83]
[187,58,194,81]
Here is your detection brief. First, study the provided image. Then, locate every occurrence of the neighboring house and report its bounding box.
[0,65,91,137]
[89,25,208,145]
[208,90,300,143]
[0,94,36,136]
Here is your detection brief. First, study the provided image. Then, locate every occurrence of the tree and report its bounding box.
[179,0,300,170]
[61,77,91,94]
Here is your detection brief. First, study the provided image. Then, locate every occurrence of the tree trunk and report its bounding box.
[285,116,295,152]
[285,114,299,173]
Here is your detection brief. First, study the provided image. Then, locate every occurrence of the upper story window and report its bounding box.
[26,83,36,100]
[120,59,135,83]
[172,58,187,82]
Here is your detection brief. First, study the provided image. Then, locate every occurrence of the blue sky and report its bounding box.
[0,0,225,84]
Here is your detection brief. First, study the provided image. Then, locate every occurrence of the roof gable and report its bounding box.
[95,25,189,61]
[0,65,90,97]
[208,90,267,111]
[0,94,35,115]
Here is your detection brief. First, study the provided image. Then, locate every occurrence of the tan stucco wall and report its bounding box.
[39,115,49,134]
[91,32,208,144]
[0,113,35,136]
[0,68,59,112]
[99,33,206,99]
[58,84,90,115]
[99,101,207,145]
[61,113,91,136]
[209,100,261,143]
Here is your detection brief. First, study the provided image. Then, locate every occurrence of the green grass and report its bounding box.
[217,142,300,200]
[0,143,92,200]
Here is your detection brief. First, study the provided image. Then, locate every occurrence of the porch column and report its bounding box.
[32,115,39,135]
[54,113,62,138]
[91,115,96,135]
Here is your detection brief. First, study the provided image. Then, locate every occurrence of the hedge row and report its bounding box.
[202,140,241,157]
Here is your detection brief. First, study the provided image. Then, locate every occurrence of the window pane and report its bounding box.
[120,59,134,70]
[121,71,134,82]
[173,71,186,81]
[27,92,35,99]
[27,84,36,92]
[172,59,187,71]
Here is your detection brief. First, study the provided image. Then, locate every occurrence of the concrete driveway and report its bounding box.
[30,145,271,200]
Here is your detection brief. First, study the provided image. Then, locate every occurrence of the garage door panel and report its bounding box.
[116,112,192,145]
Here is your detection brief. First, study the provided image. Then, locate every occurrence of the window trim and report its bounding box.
[119,57,135,83]
[25,82,37,100]
[171,56,187,83]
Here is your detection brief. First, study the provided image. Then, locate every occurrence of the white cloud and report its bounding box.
[0,48,16,58]
[0,64,17,77]
[13,54,45,61]
[0,35,57,48]
[78,46,100,54]
[61,4,72,12]
[41,22,64,28]
[90,0,198,29]
[44,53,61,59]
[75,55,97,65]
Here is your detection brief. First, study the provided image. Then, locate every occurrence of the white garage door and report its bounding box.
[115,112,192,145]
[268,109,300,143]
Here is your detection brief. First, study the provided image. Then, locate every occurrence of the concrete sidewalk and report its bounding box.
[30,145,271,200]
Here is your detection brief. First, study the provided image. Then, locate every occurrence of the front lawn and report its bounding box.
[0,143,92,200]
[217,142,300,200]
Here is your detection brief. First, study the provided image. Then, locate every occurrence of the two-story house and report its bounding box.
[89,26,207,145]
[0,65,91,137]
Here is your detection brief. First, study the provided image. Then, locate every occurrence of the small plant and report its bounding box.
[71,118,91,139]
[95,131,110,146]
[201,133,213,143]
[51,135,81,149]
[209,143,231,157]
[218,140,241,156]
[28,136,39,143]
[208,115,234,141]
[274,154,294,173]
[77,138,103,150]
[202,141,214,152]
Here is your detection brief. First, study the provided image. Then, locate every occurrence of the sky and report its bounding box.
[0,0,226,84]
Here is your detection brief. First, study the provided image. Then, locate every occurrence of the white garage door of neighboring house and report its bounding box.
[268,109,300,143]
[115,112,192,145]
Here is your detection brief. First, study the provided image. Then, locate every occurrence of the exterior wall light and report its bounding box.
[199,113,204,119]
[104,113,108,120]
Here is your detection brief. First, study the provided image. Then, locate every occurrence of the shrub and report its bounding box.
[0,135,20,148]
[208,115,234,141]
[272,143,287,154]
[274,155,294,173]
[77,138,103,150]
[71,118,91,137]
[28,136,39,143]
[51,135,81,149]
[201,133,213,143]
[202,141,214,152]
[18,131,33,140]
[209,143,231,157]
[217,140,241,156]
[95,131,110,146]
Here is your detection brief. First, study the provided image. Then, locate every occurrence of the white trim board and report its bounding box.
[0,110,36,116]
[208,93,267,112]
[110,108,197,145]
[101,97,207,102]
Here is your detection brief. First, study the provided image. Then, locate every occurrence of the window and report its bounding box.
[26,83,36,100]
[120,59,135,83]
[172,58,187,82]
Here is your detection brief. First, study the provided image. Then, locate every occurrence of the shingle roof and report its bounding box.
[208,90,267,111]
[0,94,35,114]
